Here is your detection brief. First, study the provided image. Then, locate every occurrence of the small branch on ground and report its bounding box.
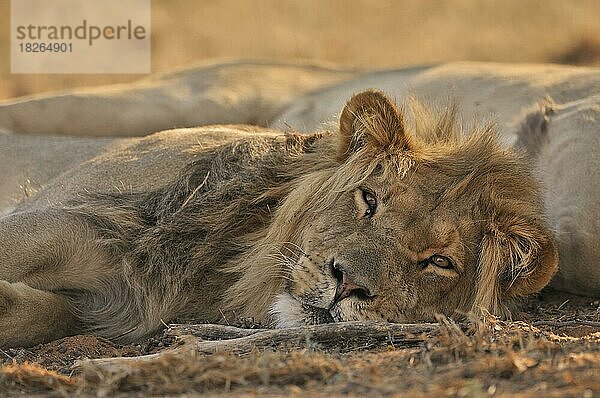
[75,322,439,370]
[532,320,600,328]
[166,323,268,340]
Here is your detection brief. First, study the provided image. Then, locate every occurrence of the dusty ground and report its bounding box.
[1,0,600,99]
[1,287,598,397]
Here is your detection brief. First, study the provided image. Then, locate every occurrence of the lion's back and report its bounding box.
[4,125,281,213]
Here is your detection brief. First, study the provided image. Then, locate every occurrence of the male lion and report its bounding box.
[0,91,558,348]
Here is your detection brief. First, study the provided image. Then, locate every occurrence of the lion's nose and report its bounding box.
[331,261,374,306]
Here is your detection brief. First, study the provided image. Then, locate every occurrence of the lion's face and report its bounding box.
[274,170,482,326]
[270,90,559,326]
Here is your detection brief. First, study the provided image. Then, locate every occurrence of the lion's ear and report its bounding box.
[499,223,559,298]
[338,90,412,161]
[475,216,559,314]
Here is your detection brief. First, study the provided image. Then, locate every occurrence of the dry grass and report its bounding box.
[2,318,599,396]
[1,289,599,396]
[1,0,600,99]
[80,350,343,395]
[0,362,76,395]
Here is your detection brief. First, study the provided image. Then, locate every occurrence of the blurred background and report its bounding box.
[1,0,599,100]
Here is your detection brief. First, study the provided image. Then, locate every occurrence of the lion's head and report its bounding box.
[227,90,558,326]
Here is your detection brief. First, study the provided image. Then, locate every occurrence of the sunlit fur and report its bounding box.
[0,90,558,346]
[224,91,557,328]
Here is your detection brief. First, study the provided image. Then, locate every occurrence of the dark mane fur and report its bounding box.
[56,97,556,341]
[63,133,326,339]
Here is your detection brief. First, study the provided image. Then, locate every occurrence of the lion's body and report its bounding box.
[522,95,600,295]
[3,61,596,298]
[0,60,358,137]
[0,126,279,214]
[0,126,304,345]
[3,61,598,139]
[0,91,560,348]
[272,62,600,135]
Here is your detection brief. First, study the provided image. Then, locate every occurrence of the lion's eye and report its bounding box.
[429,255,453,269]
[361,190,377,217]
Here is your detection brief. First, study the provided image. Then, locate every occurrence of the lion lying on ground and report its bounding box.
[2,61,598,299]
[0,90,558,348]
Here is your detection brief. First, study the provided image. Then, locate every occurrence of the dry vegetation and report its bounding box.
[1,288,599,396]
[1,0,600,99]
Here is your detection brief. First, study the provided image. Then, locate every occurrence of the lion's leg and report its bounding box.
[0,209,116,347]
[0,210,114,289]
[0,281,80,347]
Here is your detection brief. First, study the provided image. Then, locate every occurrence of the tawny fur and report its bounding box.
[0,90,558,347]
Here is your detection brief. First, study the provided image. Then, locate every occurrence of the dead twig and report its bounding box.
[75,322,439,370]
[166,323,268,340]
[532,320,600,328]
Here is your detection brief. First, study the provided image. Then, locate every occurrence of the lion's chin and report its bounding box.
[270,293,335,328]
